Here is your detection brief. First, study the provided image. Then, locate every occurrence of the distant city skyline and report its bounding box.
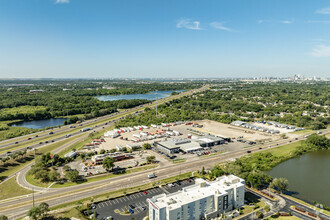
[1,0,330,78]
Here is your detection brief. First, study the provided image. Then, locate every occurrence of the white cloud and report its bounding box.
[316,7,330,14]
[258,19,294,24]
[210,22,235,32]
[310,45,330,57]
[55,0,70,4]
[176,19,201,30]
[280,20,294,24]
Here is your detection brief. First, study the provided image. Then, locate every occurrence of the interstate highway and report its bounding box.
[1,129,326,219]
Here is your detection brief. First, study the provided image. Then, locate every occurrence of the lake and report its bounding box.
[95,90,184,101]
[11,118,67,129]
[267,150,330,206]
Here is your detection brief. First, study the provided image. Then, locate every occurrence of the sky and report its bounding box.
[0,0,330,78]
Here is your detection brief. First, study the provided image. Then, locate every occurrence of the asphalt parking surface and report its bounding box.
[93,179,195,220]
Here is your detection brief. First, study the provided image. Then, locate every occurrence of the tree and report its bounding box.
[0,215,8,220]
[27,207,41,220]
[39,202,49,217]
[34,170,50,182]
[270,177,289,193]
[143,143,152,150]
[103,157,115,171]
[48,170,60,182]
[100,149,106,154]
[306,134,330,149]
[65,169,80,182]
[255,210,263,219]
[209,165,224,179]
[146,156,156,163]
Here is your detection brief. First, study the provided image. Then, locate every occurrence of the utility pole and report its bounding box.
[32,186,35,207]
[34,148,36,168]
[156,90,158,117]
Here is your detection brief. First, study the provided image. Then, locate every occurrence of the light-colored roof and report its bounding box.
[150,175,244,211]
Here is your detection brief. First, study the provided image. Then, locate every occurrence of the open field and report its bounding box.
[0,176,32,200]
[198,120,284,141]
[262,141,304,157]
[0,136,84,180]
[50,164,158,188]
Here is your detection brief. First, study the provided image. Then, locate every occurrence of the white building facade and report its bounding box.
[147,175,245,220]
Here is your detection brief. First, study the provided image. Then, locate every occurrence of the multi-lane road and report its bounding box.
[0,86,207,157]
[1,128,328,219]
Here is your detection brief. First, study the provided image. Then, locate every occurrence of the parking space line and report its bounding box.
[107,201,111,206]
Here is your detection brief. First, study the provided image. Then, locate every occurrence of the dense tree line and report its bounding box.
[116,82,329,129]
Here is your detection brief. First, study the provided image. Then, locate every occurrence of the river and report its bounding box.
[267,150,330,206]
[95,90,184,101]
[11,118,67,129]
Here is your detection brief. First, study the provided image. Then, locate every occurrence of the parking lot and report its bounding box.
[91,178,195,220]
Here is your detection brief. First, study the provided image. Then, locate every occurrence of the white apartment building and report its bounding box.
[147,175,245,220]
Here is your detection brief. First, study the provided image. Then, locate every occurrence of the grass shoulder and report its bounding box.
[51,164,158,188]
[0,176,32,200]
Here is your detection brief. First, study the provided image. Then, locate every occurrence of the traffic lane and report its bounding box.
[94,179,195,220]
[0,88,198,150]
[2,146,263,211]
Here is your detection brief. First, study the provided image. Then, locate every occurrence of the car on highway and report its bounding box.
[6,151,12,156]
[45,141,49,143]
[49,132,54,135]
[51,140,55,142]
[247,150,252,153]
[66,134,71,138]
[39,142,43,144]
[27,137,32,140]
[148,173,156,179]
[15,141,19,144]
[35,135,38,137]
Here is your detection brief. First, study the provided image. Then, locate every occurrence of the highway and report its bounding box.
[0,86,207,157]
[1,128,329,219]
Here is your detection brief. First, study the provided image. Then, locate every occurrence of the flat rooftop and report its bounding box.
[149,175,245,211]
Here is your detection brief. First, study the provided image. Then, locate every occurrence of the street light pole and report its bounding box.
[34,148,36,168]
[156,91,158,117]
[32,186,35,207]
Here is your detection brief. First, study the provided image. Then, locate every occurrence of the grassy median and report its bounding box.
[0,176,32,200]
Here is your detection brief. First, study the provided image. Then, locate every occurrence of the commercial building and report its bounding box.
[148,175,245,220]
[155,135,224,154]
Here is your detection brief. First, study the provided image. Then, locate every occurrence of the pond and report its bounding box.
[11,118,67,129]
[95,90,184,101]
[266,150,330,206]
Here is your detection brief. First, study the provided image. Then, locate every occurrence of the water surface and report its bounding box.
[96,90,183,101]
[267,150,330,206]
[11,118,67,129]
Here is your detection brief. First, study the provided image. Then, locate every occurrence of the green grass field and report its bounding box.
[0,176,32,200]
[262,141,304,157]
[50,164,158,188]
[25,172,53,188]
[0,137,80,180]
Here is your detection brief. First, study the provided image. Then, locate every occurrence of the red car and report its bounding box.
[143,191,147,195]
[187,179,192,183]
[27,137,32,140]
